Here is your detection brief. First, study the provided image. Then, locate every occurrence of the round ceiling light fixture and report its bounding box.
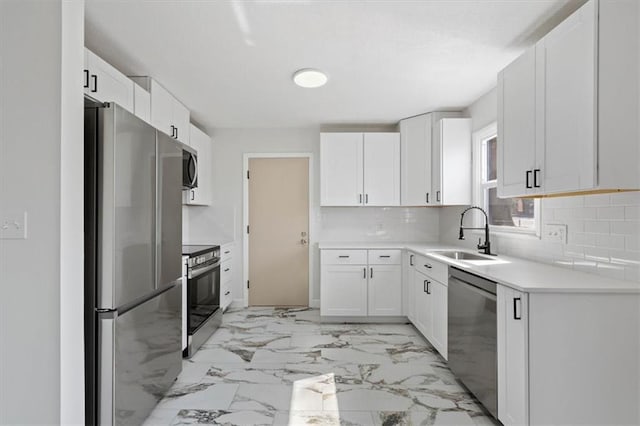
[293,68,328,88]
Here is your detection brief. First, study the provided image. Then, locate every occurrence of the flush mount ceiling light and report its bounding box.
[293,68,328,88]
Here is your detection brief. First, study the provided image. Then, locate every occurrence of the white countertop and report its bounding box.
[318,241,640,294]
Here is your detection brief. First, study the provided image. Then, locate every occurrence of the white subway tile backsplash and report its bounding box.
[584,193,611,206]
[584,220,610,234]
[610,191,640,206]
[576,207,597,220]
[611,221,640,236]
[626,235,640,251]
[625,206,640,220]
[595,234,625,250]
[596,206,625,221]
[571,232,597,247]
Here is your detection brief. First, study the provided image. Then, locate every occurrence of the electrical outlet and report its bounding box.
[544,223,567,243]
[0,211,28,239]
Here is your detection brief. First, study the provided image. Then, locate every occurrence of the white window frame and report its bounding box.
[472,122,541,237]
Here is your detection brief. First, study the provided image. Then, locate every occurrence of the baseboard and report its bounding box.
[230,298,245,309]
[320,315,409,323]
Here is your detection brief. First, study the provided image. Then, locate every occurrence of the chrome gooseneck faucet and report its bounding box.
[459,206,495,256]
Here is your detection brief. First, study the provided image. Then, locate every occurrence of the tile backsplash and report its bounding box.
[440,192,640,282]
[320,207,440,243]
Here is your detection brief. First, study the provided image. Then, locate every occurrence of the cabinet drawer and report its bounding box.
[221,243,234,260]
[221,260,233,284]
[411,253,448,284]
[368,249,402,265]
[321,250,367,265]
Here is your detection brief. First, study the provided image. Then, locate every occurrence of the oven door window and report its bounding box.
[188,265,220,333]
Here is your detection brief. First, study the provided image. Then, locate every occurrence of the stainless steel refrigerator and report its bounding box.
[84,100,183,425]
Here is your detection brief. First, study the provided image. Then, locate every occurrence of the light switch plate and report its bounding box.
[0,211,28,239]
[544,223,567,243]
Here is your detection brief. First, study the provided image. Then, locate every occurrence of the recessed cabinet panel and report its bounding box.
[400,115,432,206]
[363,133,400,206]
[434,118,472,205]
[320,133,364,206]
[497,47,537,198]
[538,0,596,194]
[497,285,529,426]
[368,265,402,316]
[320,265,368,316]
[430,280,447,360]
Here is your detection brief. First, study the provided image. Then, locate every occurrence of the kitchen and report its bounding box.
[1,0,639,425]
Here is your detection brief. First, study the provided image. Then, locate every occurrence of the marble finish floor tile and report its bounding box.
[147,307,497,425]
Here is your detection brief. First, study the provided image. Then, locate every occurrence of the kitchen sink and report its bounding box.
[432,251,492,261]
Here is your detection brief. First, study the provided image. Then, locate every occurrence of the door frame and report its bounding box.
[242,153,315,308]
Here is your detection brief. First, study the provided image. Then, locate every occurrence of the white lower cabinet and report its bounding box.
[368,264,402,316]
[497,285,528,426]
[321,249,402,317]
[321,264,368,316]
[410,254,448,360]
[220,242,234,311]
[403,252,416,322]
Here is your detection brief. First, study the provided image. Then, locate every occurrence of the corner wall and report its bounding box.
[439,88,640,282]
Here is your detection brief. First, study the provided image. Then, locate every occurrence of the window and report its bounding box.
[473,123,539,235]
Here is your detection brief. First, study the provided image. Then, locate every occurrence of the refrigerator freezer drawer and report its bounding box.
[98,283,182,425]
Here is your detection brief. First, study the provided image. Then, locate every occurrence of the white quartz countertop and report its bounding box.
[318,241,640,293]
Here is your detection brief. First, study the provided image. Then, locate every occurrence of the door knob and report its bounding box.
[301,239,308,245]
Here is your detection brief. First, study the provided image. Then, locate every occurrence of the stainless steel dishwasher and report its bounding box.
[448,266,498,419]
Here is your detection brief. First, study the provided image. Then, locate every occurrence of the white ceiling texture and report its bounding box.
[85,0,585,130]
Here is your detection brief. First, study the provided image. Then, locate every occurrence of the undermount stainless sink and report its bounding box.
[433,251,492,261]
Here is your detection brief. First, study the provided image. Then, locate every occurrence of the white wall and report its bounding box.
[0,1,84,423]
[440,88,640,282]
[185,127,321,303]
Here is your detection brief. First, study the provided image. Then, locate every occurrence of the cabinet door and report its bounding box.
[497,46,537,198]
[430,280,447,360]
[368,265,402,316]
[85,49,134,113]
[414,270,432,338]
[537,0,596,194]
[363,133,400,206]
[403,252,416,321]
[320,265,368,316]
[320,133,364,206]
[185,125,211,206]
[133,83,151,124]
[400,115,432,205]
[497,285,529,426]
[172,99,191,144]
[150,79,175,138]
[435,118,471,205]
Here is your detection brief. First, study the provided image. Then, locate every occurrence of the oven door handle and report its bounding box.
[188,261,220,279]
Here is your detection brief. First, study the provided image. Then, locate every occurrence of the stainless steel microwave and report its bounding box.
[182,147,198,189]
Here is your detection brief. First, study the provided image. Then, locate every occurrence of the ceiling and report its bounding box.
[85,0,584,130]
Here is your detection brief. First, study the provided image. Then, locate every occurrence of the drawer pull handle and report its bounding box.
[338,255,350,258]
[224,250,230,254]
[424,264,432,269]
[379,255,391,258]
[224,268,230,272]
[225,291,230,296]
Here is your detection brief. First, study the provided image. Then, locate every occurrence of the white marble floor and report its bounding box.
[144,307,498,426]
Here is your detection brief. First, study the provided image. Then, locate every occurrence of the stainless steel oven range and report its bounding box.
[182,245,222,358]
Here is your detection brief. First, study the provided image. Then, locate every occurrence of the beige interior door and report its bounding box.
[248,157,309,306]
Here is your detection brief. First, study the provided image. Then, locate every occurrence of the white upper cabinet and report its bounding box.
[497,47,538,198]
[133,83,151,124]
[84,48,134,112]
[320,133,363,206]
[132,77,191,145]
[537,0,596,194]
[400,115,432,206]
[363,133,400,206]
[184,124,211,206]
[320,132,400,206]
[400,112,469,206]
[498,0,639,197]
[432,118,472,205]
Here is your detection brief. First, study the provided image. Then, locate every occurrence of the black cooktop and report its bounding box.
[182,244,220,257]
